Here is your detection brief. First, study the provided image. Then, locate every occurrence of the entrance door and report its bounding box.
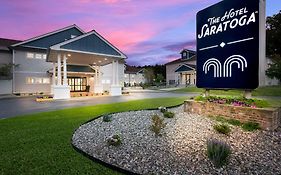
[68,77,87,92]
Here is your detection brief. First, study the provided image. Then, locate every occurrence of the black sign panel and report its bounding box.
[196,0,259,89]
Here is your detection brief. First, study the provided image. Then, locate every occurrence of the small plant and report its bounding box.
[215,116,227,123]
[207,138,231,168]
[242,122,260,131]
[227,119,241,126]
[150,115,166,136]
[107,134,122,146]
[103,114,112,122]
[163,111,175,118]
[158,106,167,113]
[213,124,231,135]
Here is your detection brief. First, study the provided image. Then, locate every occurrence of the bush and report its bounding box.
[150,115,166,136]
[207,139,231,168]
[158,106,167,113]
[163,111,175,118]
[227,119,242,126]
[213,124,231,135]
[107,134,122,146]
[242,122,260,131]
[103,115,112,122]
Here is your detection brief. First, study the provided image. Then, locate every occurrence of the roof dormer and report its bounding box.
[180,49,196,59]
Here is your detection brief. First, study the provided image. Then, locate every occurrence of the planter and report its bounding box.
[184,100,281,130]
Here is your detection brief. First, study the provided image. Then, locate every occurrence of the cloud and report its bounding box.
[163,40,196,52]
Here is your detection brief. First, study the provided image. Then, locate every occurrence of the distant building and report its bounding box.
[166,49,196,86]
[124,65,146,86]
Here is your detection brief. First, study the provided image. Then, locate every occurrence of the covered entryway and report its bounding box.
[175,64,196,86]
[47,30,127,99]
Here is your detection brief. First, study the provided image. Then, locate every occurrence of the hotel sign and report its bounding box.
[196,0,260,89]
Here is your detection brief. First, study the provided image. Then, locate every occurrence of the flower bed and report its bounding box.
[184,99,281,130]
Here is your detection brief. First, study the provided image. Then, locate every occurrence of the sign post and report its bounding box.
[196,0,261,92]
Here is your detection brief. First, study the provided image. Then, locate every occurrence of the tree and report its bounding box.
[0,63,14,79]
[144,68,155,84]
[266,10,281,57]
[266,11,281,81]
[266,55,281,81]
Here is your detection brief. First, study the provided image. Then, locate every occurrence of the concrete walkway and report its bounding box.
[0,91,196,119]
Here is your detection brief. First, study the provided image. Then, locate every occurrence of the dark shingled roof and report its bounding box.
[0,38,21,51]
[125,65,143,74]
[165,55,197,65]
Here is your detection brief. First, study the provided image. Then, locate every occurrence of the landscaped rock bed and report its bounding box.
[72,106,281,175]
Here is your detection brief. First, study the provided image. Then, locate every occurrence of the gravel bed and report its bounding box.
[72,105,281,175]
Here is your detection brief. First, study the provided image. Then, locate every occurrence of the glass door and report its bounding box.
[68,77,87,92]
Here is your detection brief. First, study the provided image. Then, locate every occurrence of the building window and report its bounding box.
[26,77,50,84]
[27,53,34,59]
[26,52,46,59]
[35,54,42,59]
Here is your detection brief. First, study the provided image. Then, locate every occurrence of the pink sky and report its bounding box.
[0,0,280,65]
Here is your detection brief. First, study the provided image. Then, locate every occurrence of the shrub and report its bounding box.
[207,139,231,168]
[213,124,231,135]
[242,122,260,131]
[103,115,112,122]
[107,134,122,146]
[227,119,242,126]
[163,111,175,118]
[158,106,167,113]
[150,115,166,136]
[215,116,227,123]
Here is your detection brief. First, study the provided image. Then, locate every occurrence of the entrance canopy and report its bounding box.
[175,64,196,73]
[47,30,127,66]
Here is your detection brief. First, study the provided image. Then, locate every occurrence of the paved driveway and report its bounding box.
[0,91,197,119]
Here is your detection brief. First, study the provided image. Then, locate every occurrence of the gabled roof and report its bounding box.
[166,55,197,65]
[11,24,85,49]
[0,38,21,51]
[175,64,195,73]
[180,49,196,54]
[125,65,143,74]
[49,30,127,59]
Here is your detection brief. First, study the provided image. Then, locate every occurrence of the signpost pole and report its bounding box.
[243,90,252,99]
[203,89,210,97]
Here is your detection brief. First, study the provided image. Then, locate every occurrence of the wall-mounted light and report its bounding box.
[105,58,108,61]
[67,54,71,57]
[98,60,102,63]
[93,62,96,64]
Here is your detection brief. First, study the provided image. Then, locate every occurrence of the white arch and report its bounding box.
[203,58,222,77]
[229,61,240,77]
[207,63,218,77]
[223,55,247,77]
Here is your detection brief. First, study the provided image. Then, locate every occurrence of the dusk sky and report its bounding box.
[0,0,280,66]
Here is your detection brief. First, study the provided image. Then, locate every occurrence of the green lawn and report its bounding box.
[0,97,186,175]
[172,85,281,96]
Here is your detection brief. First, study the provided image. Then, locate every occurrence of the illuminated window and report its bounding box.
[26,77,50,84]
[35,54,42,59]
[27,53,34,59]
[42,54,47,59]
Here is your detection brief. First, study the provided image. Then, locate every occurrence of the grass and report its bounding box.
[172,85,281,97]
[163,111,175,118]
[213,124,231,135]
[207,139,231,168]
[242,122,261,131]
[0,97,186,175]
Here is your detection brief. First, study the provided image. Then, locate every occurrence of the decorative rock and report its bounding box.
[72,105,281,175]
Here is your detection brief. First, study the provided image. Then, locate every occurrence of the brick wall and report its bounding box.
[184,100,281,130]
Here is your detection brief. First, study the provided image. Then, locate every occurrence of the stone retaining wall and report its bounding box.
[184,100,281,130]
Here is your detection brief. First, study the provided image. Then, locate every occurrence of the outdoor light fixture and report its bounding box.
[98,60,102,63]
[67,54,71,57]
[93,62,96,64]
[105,58,108,60]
